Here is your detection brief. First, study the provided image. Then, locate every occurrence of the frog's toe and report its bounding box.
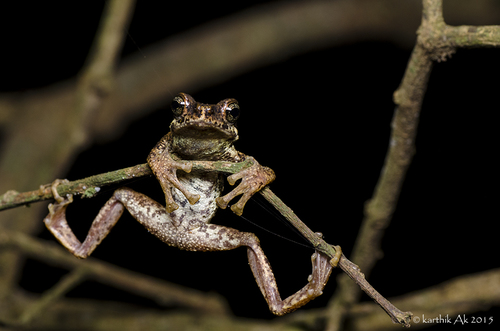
[230,200,246,216]
[171,180,200,206]
[164,185,200,213]
[47,193,73,217]
[158,171,200,212]
[217,159,272,215]
[170,159,192,173]
[215,196,230,210]
[231,190,255,216]
[226,171,244,186]
[185,192,200,205]
[307,251,333,295]
[165,190,199,212]
[329,245,342,268]
[216,184,250,215]
[50,179,71,204]
[165,200,179,213]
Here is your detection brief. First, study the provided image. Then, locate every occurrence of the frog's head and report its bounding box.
[169,93,239,142]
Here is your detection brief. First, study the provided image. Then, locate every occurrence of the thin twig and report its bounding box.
[325,34,431,331]
[347,268,500,331]
[0,0,137,312]
[19,267,88,324]
[0,160,253,211]
[284,268,500,331]
[0,158,411,327]
[260,187,412,326]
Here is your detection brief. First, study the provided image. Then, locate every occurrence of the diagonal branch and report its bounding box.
[259,187,412,326]
[18,267,88,324]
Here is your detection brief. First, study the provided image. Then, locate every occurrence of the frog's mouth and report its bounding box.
[171,120,238,140]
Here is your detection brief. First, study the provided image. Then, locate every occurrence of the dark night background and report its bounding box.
[1,1,498,329]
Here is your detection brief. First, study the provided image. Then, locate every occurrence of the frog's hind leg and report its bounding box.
[244,238,334,316]
[44,183,125,259]
[171,222,333,316]
[44,184,163,259]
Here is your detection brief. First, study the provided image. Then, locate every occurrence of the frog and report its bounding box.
[44,92,337,316]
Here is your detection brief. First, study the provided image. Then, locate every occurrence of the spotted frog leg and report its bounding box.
[250,246,335,315]
[44,180,339,315]
[216,157,275,216]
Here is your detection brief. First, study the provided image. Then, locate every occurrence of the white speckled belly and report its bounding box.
[170,170,223,229]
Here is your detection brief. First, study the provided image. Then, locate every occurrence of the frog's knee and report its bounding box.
[241,232,260,247]
[113,187,146,205]
[113,187,134,198]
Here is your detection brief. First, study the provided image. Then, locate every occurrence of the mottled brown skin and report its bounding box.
[44,93,334,316]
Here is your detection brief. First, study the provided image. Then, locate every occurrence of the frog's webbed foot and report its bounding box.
[155,159,200,213]
[216,157,275,216]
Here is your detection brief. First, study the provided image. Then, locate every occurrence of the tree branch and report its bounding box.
[283,268,500,331]
[1,1,498,328]
[0,0,136,305]
[19,267,88,324]
[347,268,500,330]
[0,160,253,211]
[0,157,411,327]
[259,187,412,326]
[325,0,500,330]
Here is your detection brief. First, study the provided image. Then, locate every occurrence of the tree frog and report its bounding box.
[44,93,337,315]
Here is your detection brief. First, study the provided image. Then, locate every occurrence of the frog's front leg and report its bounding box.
[216,157,275,216]
[147,133,200,212]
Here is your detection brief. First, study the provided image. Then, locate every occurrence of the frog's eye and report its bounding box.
[171,96,186,116]
[226,102,240,123]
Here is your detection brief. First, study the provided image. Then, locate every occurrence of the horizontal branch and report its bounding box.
[446,25,500,47]
[0,160,253,211]
[417,1,500,61]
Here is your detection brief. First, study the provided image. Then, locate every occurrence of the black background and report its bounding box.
[2,1,498,329]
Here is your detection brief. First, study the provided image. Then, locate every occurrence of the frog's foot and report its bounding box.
[50,179,71,203]
[274,250,333,315]
[45,179,74,229]
[306,251,334,297]
[156,160,200,213]
[313,232,342,268]
[330,245,342,268]
[216,157,275,216]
